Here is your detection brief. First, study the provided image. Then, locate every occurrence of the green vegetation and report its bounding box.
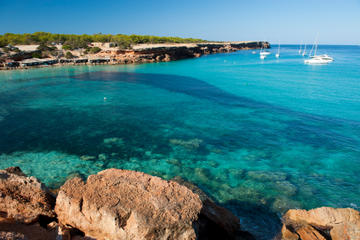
[32,51,42,58]
[37,43,56,52]
[84,46,102,54]
[0,32,207,50]
[1,46,20,53]
[65,51,74,59]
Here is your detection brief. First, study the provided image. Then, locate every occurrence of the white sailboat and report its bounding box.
[275,43,280,58]
[298,42,302,54]
[304,37,333,64]
[259,45,271,59]
[302,44,307,56]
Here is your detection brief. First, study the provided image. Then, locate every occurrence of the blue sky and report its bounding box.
[1,0,359,44]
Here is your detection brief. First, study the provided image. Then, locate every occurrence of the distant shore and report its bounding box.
[0,41,270,71]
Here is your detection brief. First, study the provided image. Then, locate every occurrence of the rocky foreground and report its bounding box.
[0,166,359,240]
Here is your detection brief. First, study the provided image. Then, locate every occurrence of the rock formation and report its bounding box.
[0,231,26,240]
[277,207,360,240]
[2,165,358,240]
[2,41,270,69]
[55,169,251,240]
[99,41,269,64]
[0,167,55,224]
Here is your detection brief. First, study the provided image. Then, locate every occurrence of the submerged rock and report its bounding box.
[169,138,203,150]
[271,196,301,213]
[103,137,124,149]
[0,167,55,224]
[277,207,360,240]
[226,168,245,180]
[273,180,297,196]
[247,170,287,182]
[194,167,212,183]
[79,155,96,161]
[55,169,249,240]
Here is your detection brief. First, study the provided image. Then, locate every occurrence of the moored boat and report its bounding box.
[304,36,333,64]
[304,54,334,64]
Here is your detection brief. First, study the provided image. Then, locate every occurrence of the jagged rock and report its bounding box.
[0,217,57,240]
[55,169,249,240]
[0,231,27,240]
[0,167,55,224]
[277,207,360,240]
[172,176,254,240]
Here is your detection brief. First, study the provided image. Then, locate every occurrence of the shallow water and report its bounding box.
[0,45,359,239]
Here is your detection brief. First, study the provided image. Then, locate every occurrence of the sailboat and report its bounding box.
[275,43,280,58]
[298,42,302,54]
[259,44,271,58]
[302,44,307,56]
[304,37,334,64]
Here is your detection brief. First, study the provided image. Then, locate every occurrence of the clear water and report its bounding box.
[0,45,359,238]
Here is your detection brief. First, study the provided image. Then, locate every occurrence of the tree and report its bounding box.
[37,43,56,52]
[32,51,42,58]
[89,47,101,54]
[65,51,74,59]
[0,32,207,49]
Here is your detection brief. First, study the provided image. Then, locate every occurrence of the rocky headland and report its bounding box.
[0,166,359,240]
[0,41,269,70]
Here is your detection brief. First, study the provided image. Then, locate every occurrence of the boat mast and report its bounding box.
[314,33,319,56]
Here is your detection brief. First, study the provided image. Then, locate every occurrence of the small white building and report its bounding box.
[91,42,117,49]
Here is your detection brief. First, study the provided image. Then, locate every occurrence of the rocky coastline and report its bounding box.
[0,41,269,70]
[0,166,359,240]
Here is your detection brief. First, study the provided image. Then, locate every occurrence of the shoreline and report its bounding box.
[0,41,269,71]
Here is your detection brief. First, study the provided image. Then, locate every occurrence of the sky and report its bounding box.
[1,0,359,44]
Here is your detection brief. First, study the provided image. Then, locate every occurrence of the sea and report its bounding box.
[0,45,359,239]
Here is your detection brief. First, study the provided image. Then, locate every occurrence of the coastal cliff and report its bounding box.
[104,41,269,64]
[0,41,269,69]
[0,167,359,240]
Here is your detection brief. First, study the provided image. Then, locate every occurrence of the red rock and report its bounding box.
[277,207,360,240]
[0,216,57,240]
[55,169,247,240]
[0,231,27,240]
[0,167,55,224]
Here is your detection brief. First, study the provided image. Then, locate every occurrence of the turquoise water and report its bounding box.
[0,45,359,238]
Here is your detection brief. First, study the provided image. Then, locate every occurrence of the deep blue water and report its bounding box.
[0,45,359,239]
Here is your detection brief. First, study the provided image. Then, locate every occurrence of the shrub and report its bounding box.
[65,51,74,59]
[62,44,72,50]
[37,43,56,52]
[32,51,42,58]
[89,47,101,54]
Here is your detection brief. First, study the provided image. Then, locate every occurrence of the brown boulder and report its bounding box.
[0,167,55,224]
[0,215,58,240]
[0,231,27,240]
[55,169,247,240]
[277,207,360,240]
[171,176,254,239]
